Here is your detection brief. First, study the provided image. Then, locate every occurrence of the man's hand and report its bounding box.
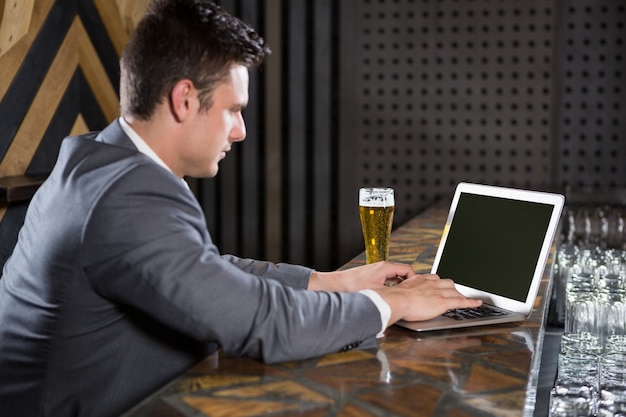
[307,264,482,327]
[307,261,415,292]
[375,274,483,324]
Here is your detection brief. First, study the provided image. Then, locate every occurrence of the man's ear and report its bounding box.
[170,79,195,122]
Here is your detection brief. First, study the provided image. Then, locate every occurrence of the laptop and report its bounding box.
[396,182,564,332]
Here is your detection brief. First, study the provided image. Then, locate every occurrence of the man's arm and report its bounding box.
[81,164,382,363]
[220,254,312,289]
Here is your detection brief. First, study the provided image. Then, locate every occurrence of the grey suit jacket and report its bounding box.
[0,120,381,417]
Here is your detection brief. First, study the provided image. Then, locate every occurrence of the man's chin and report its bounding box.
[206,166,219,178]
[187,167,219,179]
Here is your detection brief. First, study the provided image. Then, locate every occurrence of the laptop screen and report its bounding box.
[434,192,555,302]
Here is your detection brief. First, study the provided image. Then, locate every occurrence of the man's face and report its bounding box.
[180,65,249,178]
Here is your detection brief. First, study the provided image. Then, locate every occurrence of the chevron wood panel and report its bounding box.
[0,0,36,58]
[0,0,147,266]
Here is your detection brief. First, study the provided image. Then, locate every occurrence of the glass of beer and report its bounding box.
[359,187,395,264]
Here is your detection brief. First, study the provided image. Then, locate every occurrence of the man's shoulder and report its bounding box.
[58,122,155,172]
[49,122,188,202]
[61,122,134,155]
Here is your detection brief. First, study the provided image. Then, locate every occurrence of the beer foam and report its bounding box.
[359,187,395,207]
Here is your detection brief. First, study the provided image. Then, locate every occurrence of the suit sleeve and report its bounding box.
[220,254,312,289]
[80,164,381,363]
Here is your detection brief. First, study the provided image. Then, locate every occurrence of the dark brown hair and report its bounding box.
[120,0,270,119]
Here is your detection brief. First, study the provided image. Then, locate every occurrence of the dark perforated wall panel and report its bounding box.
[556,0,626,189]
[338,0,626,262]
[343,0,556,217]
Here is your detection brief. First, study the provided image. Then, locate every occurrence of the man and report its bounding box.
[0,1,481,416]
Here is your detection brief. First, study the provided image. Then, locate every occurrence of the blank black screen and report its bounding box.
[436,193,554,302]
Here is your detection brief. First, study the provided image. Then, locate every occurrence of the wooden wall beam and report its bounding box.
[0,174,46,203]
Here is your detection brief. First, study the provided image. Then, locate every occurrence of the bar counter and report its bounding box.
[123,201,556,417]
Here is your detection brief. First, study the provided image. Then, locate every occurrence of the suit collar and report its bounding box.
[95,119,137,151]
[95,118,185,185]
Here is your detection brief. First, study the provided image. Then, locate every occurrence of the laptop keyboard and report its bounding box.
[442,305,509,321]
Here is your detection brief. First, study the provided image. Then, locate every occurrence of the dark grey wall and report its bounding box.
[201,0,626,271]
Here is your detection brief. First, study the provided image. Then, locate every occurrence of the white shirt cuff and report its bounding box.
[359,289,391,338]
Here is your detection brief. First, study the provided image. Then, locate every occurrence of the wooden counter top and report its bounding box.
[123,201,555,417]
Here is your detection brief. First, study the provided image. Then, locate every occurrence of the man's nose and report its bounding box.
[232,115,246,142]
